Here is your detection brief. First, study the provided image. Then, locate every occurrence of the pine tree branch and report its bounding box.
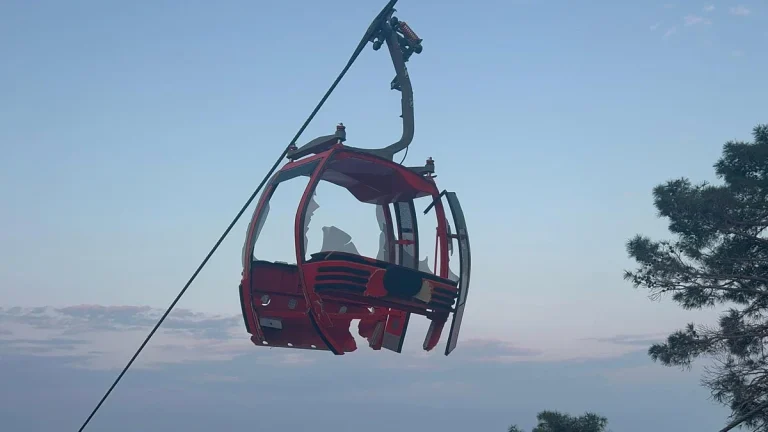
[722,228,768,246]
[719,400,768,432]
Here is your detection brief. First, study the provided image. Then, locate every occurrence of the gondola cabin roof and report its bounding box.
[276,146,437,205]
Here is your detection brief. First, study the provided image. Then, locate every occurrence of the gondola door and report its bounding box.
[442,192,471,355]
[381,200,420,353]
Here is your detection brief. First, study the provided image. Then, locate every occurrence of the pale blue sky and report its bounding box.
[0,1,764,428]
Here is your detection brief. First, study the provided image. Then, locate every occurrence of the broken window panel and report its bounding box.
[250,171,311,265]
[302,177,381,261]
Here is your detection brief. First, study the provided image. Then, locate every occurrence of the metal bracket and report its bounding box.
[287,123,346,160]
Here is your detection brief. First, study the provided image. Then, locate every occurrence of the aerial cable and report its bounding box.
[75,1,398,430]
[398,145,409,164]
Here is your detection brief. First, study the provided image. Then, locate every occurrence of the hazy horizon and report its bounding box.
[0,304,729,431]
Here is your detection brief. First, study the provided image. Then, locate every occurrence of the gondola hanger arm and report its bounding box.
[286,3,424,162]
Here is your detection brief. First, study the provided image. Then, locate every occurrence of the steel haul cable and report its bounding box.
[75,1,398,430]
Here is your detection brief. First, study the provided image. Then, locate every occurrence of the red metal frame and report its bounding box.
[239,145,467,355]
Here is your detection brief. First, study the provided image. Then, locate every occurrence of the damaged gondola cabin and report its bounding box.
[238,2,471,356]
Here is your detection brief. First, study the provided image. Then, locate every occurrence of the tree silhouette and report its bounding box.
[625,124,768,431]
[508,410,609,432]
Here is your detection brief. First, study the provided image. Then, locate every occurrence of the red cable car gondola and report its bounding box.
[238,5,471,356]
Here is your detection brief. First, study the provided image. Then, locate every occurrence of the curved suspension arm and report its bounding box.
[359,15,419,160]
[287,2,423,162]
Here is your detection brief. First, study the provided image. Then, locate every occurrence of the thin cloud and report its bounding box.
[650,22,662,31]
[0,305,253,370]
[664,26,678,38]
[448,338,543,362]
[729,5,751,15]
[728,5,752,16]
[704,4,715,12]
[1,304,659,374]
[684,14,712,26]
[585,333,667,347]
[0,306,549,371]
